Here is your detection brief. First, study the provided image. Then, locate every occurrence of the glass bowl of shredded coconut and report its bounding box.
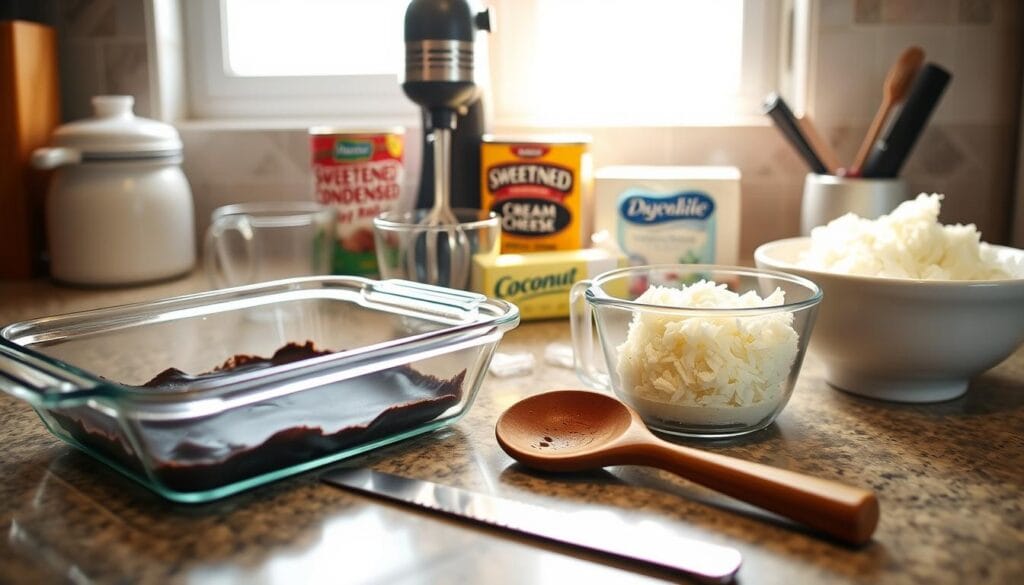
[569,265,822,438]
[755,193,1024,403]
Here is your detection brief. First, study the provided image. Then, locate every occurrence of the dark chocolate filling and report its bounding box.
[48,342,466,493]
[140,341,334,391]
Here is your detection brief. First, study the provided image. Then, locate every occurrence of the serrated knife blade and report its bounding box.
[321,468,741,583]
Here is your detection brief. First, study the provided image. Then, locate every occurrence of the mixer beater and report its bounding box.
[402,0,491,288]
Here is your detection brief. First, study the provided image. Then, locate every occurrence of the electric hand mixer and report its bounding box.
[402,0,491,288]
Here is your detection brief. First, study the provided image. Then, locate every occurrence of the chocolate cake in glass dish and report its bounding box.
[1,277,518,502]
[51,342,466,493]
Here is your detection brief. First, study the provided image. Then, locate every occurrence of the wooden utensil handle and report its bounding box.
[852,103,890,173]
[797,116,842,174]
[635,442,879,545]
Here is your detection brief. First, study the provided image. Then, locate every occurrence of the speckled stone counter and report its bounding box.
[0,274,1022,584]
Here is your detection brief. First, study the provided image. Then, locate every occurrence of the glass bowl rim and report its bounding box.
[584,263,823,315]
[373,209,499,231]
[211,201,334,226]
[0,276,520,415]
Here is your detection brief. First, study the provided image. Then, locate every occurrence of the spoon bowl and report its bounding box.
[496,390,880,546]
[496,390,636,471]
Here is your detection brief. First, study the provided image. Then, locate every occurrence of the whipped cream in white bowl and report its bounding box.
[755,194,1024,403]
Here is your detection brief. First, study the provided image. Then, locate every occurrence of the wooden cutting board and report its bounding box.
[0,19,60,279]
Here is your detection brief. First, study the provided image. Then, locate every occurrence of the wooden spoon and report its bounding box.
[797,114,842,174]
[495,390,880,546]
[850,46,925,174]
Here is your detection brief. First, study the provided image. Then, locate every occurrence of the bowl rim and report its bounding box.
[584,263,823,315]
[373,209,499,231]
[0,276,520,415]
[211,201,334,227]
[755,237,1024,288]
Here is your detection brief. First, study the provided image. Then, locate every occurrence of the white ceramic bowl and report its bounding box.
[755,237,1024,403]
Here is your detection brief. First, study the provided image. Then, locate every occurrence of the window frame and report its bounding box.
[182,0,419,123]
[180,0,791,126]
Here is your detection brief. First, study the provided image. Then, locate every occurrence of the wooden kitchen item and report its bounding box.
[797,115,842,174]
[0,19,60,278]
[860,63,952,179]
[850,46,924,175]
[496,389,880,546]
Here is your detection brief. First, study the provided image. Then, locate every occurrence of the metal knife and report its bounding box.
[322,468,742,583]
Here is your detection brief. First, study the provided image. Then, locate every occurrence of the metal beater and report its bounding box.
[402,0,490,288]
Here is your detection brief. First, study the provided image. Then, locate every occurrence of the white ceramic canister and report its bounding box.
[32,95,195,285]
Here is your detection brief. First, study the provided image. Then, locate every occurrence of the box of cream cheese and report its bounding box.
[472,248,626,321]
[594,166,741,266]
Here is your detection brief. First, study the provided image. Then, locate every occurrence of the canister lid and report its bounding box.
[49,96,183,159]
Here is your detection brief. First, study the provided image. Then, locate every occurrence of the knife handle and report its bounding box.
[633,441,879,546]
[762,93,830,175]
[860,63,951,178]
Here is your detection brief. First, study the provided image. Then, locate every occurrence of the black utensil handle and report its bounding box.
[861,63,951,178]
[762,93,829,174]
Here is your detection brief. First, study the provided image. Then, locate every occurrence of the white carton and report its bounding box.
[594,166,741,266]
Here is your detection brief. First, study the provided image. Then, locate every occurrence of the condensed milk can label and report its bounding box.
[310,127,404,276]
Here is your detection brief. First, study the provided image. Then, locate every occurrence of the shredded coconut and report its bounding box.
[798,193,1013,280]
[615,281,799,426]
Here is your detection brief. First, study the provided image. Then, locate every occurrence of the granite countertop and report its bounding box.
[0,274,1022,584]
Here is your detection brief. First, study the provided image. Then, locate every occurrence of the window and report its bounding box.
[182,0,787,126]
[222,0,407,77]
[183,0,417,122]
[489,0,781,126]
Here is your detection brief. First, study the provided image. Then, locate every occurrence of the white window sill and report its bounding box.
[173,116,774,133]
[173,117,416,132]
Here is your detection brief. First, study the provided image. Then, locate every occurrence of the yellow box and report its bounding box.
[472,248,626,321]
[481,135,593,254]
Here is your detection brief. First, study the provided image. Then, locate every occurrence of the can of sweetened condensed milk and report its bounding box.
[310,127,404,276]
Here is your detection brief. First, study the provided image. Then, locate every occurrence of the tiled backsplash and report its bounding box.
[54,0,151,121]
[53,0,1023,255]
[818,0,1023,248]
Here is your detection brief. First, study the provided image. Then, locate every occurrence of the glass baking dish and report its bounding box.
[0,277,519,503]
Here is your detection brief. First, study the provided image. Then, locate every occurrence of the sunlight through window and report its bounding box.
[191,0,772,123]
[224,0,408,76]
[494,0,746,125]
